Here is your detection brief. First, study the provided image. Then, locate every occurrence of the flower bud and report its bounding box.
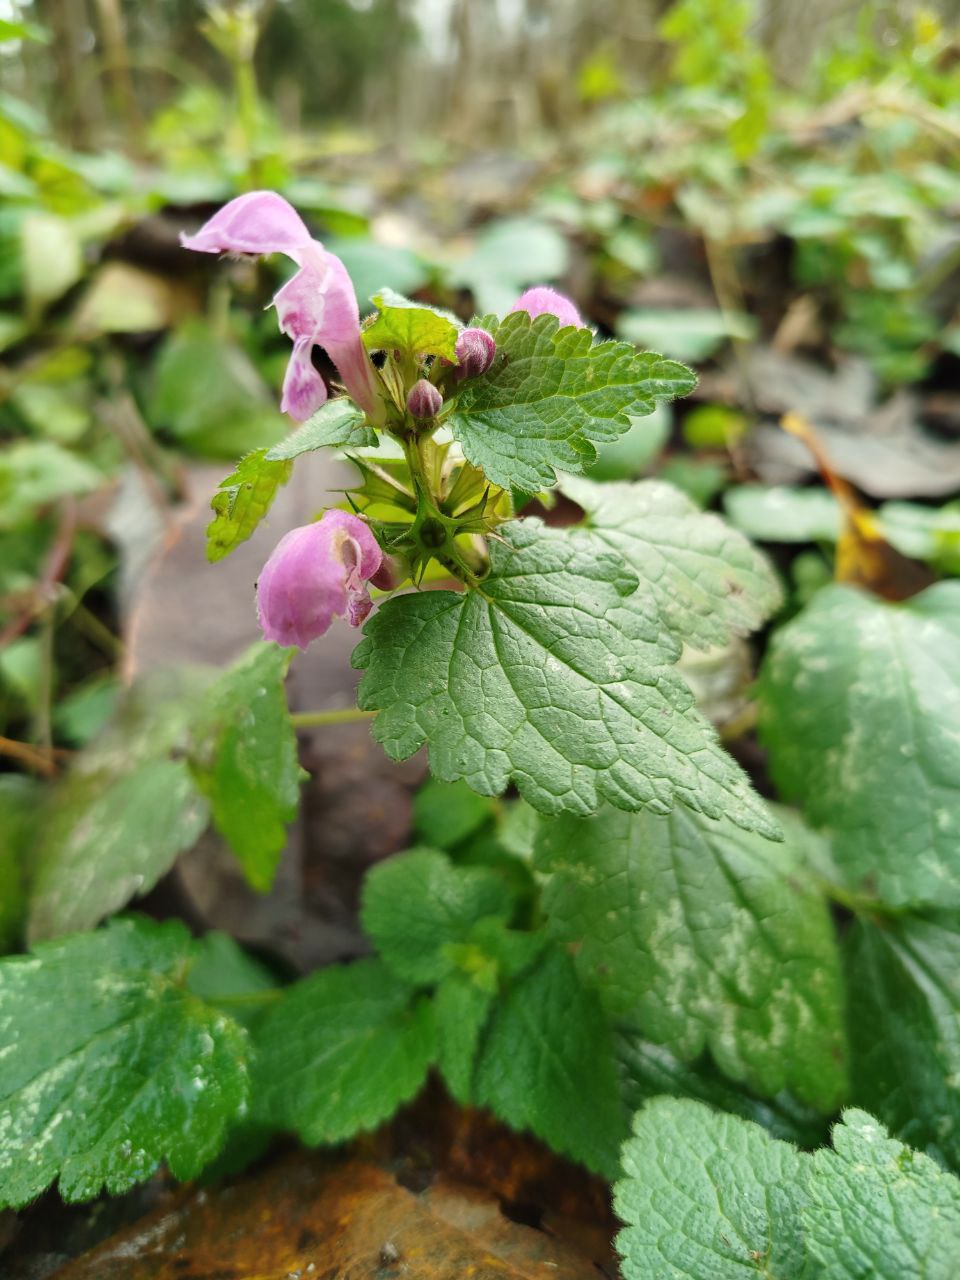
[454,327,496,379]
[406,378,443,419]
[509,286,582,329]
[256,509,382,650]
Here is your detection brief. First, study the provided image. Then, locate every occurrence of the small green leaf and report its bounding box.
[805,1110,960,1279]
[28,760,208,942]
[537,805,847,1111]
[0,441,102,531]
[412,778,494,849]
[27,677,215,941]
[354,520,777,833]
[434,971,496,1104]
[187,931,278,1013]
[190,643,301,893]
[724,483,842,544]
[759,582,960,908]
[564,475,782,650]
[615,1098,808,1280]
[473,947,626,1178]
[449,311,695,492]
[361,847,513,984]
[0,918,248,1207]
[845,913,960,1170]
[205,450,292,563]
[265,398,378,458]
[251,958,435,1144]
[363,287,460,360]
[147,319,287,458]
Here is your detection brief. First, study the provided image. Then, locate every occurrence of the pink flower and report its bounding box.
[256,509,383,650]
[509,286,583,329]
[181,191,383,424]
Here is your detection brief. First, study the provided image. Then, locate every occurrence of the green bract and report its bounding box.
[362,288,461,361]
[449,311,696,492]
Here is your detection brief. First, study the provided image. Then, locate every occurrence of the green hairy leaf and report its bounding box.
[206,449,292,563]
[354,520,777,833]
[190,642,301,893]
[363,287,461,360]
[361,846,515,984]
[759,582,960,908]
[251,958,435,1144]
[29,760,208,942]
[433,970,496,1104]
[615,1098,808,1280]
[27,685,211,942]
[473,947,626,1178]
[449,311,696,492]
[265,397,378,458]
[0,918,248,1207]
[537,805,846,1111]
[805,1110,960,1279]
[615,1101,960,1280]
[845,913,960,1170]
[564,474,782,649]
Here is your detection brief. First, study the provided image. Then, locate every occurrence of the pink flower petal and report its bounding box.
[280,337,328,421]
[257,510,383,650]
[180,190,312,260]
[509,286,583,329]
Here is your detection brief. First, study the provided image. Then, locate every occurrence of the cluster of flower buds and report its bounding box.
[181,192,585,651]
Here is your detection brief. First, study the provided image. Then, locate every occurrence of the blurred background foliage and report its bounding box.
[3,0,960,789]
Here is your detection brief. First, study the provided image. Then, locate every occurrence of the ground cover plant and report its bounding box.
[5,3,960,1276]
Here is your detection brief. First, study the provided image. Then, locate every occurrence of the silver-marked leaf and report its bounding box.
[564,475,782,649]
[537,805,846,1111]
[0,918,248,1207]
[449,311,695,492]
[759,582,960,908]
[353,520,778,834]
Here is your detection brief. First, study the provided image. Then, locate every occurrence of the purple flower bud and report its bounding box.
[454,327,497,379]
[407,378,443,419]
[509,286,583,329]
[256,509,382,650]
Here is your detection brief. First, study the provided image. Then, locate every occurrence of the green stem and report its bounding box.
[290,707,377,728]
[209,988,284,1009]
